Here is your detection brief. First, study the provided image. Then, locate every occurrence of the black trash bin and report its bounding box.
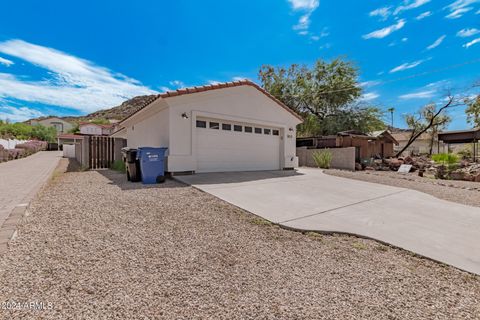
[121,147,141,182]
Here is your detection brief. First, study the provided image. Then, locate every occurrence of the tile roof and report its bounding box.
[119,80,303,125]
[57,134,86,140]
[79,122,114,128]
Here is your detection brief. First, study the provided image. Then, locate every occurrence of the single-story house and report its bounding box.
[28,117,73,134]
[112,80,303,174]
[391,130,445,155]
[79,122,114,136]
[296,130,398,160]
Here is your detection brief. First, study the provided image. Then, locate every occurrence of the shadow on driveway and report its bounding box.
[173,170,305,186]
[97,170,187,191]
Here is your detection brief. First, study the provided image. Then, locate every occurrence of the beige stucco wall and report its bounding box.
[297,147,355,171]
[32,117,73,133]
[80,124,103,135]
[125,106,170,150]
[165,85,301,172]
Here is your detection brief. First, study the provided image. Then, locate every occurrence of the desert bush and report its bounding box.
[432,153,459,179]
[456,145,473,159]
[0,122,56,142]
[111,160,126,173]
[312,150,333,169]
[432,153,459,166]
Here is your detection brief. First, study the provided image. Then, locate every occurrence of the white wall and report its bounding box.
[126,106,170,150]
[0,139,27,149]
[122,85,302,172]
[166,85,301,172]
[80,124,103,135]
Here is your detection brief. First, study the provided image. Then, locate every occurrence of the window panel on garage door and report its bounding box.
[196,118,281,172]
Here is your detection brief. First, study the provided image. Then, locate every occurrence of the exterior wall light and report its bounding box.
[181,112,189,119]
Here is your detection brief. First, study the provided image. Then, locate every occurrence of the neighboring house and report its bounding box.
[112,80,303,174]
[79,122,114,136]
[296,130,398,160]
[391,131,445,155]
[29,117,73,134]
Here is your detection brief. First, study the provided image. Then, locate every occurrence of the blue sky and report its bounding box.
[0,0,479,129]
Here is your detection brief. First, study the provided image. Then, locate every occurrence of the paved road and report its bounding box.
[0,151,62,227]
[176,168,480,275]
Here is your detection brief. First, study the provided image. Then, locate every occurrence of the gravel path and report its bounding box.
[326,169,480,207]
[0,169,479,319]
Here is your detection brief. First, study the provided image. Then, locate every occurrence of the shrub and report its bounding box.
[111,160,126,173]
[432,153,459,166]
[312,150,333,169]
[457,145,473,159]
[432,153,459,179]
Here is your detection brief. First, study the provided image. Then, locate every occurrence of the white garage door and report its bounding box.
[196,118,281,172]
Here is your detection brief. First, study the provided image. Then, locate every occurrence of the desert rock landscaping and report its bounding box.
[0,168,479,319]
[326,168,480,207]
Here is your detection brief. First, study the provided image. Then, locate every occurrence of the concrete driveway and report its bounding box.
[175,168,480,275]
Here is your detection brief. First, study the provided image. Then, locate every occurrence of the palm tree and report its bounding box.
[387,107,395,128]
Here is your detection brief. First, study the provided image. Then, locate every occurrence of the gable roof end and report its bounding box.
[119,80,303,125]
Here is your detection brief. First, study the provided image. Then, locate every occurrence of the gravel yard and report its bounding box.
[0,168,479,319]
[326,169,480,207]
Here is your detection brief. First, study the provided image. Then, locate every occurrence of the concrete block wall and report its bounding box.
[297,147,355,171]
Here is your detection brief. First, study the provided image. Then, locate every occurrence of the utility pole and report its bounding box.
[387,107,395,128]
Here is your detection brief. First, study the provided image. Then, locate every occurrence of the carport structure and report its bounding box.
[438,128,480,160]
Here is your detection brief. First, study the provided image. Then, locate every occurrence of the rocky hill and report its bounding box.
[85,95,158,120]
[26,94,158,124]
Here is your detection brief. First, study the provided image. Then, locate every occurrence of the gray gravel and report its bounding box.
[0,169,479,319]
[326,169,480,207]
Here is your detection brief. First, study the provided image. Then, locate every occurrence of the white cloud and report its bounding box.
[0,105,45,122]
[361,92,380,101]
[158,86,171,92]
[288,0,319,34]
[445,0,479,18]
[463,37,480,48]
[394,0,431,15]
[369,7,392,21]
[169,80,185,88]
[310,27,329,41]
[389,59,426,73]
[360,80,381,88]
[416,11,432,19]
[446,7,473,18]
[426,35,446,50]
[363,19,406,39]
[232,76,248,81]
[288,0,318,10]
[457,28,480,37]
[0,39,155,113]
[399,90,436,99]
[0,57,14,67]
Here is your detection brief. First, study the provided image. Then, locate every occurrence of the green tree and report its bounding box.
[0,122,56,142]
[396,99,455,157]
[465,95,480,128]
[258,58,384,135]
[90,118,110,125]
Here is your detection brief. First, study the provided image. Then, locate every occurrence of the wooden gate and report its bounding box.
[89,136,116,169]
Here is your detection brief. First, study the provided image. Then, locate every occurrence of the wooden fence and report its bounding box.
[88,136,116,169]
